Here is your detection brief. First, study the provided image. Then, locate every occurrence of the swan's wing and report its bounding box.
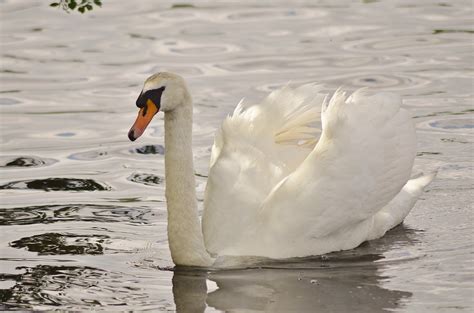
[252,89,417,258]
[203,84,327,254]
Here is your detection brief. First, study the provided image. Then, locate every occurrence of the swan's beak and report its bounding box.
[128,99,159,141]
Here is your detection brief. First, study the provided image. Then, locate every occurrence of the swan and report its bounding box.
[127,72,435,267]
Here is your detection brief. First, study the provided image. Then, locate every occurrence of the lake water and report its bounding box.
[0,0,472,311]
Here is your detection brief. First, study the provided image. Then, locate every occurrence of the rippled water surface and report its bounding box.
[1,0,473,311]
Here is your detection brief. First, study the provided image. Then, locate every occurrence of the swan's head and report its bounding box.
[128,72,190,141]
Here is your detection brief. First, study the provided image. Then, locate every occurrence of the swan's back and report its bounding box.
[203,85,431,259]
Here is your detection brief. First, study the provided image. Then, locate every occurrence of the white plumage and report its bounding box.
[203,84,432,259]
[129,73,435,267]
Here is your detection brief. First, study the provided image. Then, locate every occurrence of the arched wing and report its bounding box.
[203,85,326,254]
[254,89,417,258]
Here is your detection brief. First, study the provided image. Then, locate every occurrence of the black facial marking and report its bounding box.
[142,103,148,116]
[136,91,145,108]
[136,86,165,110]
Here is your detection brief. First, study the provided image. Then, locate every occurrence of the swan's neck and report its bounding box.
[164,100,213,267]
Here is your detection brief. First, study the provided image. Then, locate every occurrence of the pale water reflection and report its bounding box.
[1,0,473,311]
[173,225,417,312]
[174,266,409,313]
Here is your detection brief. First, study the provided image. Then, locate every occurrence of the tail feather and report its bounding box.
[405,171,438,195]
[369,171,437,240]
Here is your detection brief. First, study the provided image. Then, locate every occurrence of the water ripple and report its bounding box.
[10,233,110,255]
[155,40,240,56]
[131,145,165,155]
[0,204,153,226]
[343,35,459,53]
[68,150,110,161]
[226,8,324,21]
[0,98,21,105]
[127,173,163,187]
[0,265,172,311]
[0,178,111,192]
[349,72,431,89]
[420,117,474,134]
[429,118,474,130]
[0,156,58,168]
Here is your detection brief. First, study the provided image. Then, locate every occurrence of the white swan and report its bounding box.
[128,72,435,267]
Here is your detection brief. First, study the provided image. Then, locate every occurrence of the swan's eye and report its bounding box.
[136,86,166,109]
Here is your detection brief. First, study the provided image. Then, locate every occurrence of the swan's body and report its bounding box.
[128,72,435,267]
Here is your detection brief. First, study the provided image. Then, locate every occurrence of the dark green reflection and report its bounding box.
[0,265,106,309]
[127,173,163,186]
[9,233,109,255]
[50,0,102,14]
[0,178,111,191]
[1,156,57,168]
[417,152,441,156]
[171,4,195,9]
[133,145,165,155]
[433,29,474,35]
[0,204,153,226]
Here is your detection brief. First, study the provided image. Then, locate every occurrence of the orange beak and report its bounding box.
[128,99,159,141]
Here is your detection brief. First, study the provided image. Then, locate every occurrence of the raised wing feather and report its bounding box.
[246,89,417,258]
[203,85,326,254]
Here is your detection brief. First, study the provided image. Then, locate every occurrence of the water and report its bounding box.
[0,0,472,311]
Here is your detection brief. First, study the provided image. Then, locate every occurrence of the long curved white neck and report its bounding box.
[164,98,213,267]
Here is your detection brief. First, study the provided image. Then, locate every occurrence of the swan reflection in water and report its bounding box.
[172,225,415,313]
[172,259,411,313]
